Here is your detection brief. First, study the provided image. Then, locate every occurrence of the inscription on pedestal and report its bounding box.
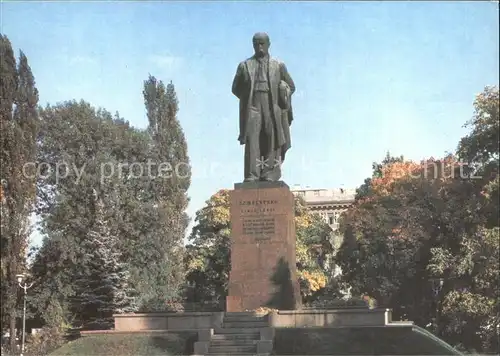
[242,216,275,240]
[239,199,277,215]
[239,199,278,241]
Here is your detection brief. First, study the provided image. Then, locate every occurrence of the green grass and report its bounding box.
[273,325,463,355]
[49,332,196,356]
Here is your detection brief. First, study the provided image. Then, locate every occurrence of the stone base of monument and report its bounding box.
[112,308,397,332]
[226,181,301,312]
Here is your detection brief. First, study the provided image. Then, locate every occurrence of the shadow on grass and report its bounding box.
[150,332,196,355]
[273,326,463,355]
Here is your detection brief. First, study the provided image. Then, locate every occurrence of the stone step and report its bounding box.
[210,339,256,347]
[206,353,257,356]
[208,344,257,353]
[224,312,261,316]
[212,332,260,340]
[223,321,269,328]
[206,354,258,356]
[208,354,269,356]
[215,327,262,334]
[223,315,267,322]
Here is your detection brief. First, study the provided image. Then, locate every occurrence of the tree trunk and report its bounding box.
[9,305,16,352]
[7,235,19,352]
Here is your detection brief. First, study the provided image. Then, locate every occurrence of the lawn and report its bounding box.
[273,325,463,355]
[49,332,196,356]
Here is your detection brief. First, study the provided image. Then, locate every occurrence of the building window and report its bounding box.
[328,212,341,226]
[314,190,320,196]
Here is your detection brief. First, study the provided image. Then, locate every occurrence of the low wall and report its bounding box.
[268,308,392,328]
[113,312,224,332]
[114,308,393,332]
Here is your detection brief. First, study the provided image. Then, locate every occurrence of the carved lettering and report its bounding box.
[239,199,278,206]
[242,216,275,240]
[241,207,275,214]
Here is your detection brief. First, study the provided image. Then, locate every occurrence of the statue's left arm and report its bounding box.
[232,62,246,99]
[280,62,295,94]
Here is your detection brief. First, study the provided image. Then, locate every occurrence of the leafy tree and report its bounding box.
[294,197,336,302]
[28,236,75,330]
[32,76,193,322]
[72,190,136,329]
[438,85,500,352]
[31,101,159,324]
[138,76,191,309]
[458,85,499,228]
[428,227,499,352]
[32,102,140,325]
[337,155,483,314]
[336,87,499,354]
[184,189,335,307]
[458,86,499,167]
[0,34,39,349]
[355,152,406,200]
[184,190,231,308]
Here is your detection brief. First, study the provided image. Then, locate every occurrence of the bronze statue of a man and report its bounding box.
[232,32,295,182]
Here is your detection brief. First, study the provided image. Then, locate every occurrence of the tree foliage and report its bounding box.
[138,76,191,310]
[30,75,192,328]
[336,86,499,354]
[72,190,136,329]
[32,101,144,326]
[0,34,39,349]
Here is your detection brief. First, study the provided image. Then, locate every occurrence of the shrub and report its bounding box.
[165,300,185,313]
[309,297,370,309]
[250,307,279,314]
[24,327,67,356]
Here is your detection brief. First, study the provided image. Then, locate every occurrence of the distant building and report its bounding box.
[290,186,356,231]
[291,185,356,287]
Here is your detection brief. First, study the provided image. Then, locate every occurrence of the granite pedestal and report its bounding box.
[226,181,301,312]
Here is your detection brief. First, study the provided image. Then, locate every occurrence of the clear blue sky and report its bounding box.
[2,1,498,247]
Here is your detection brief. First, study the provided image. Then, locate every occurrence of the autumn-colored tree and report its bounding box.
[183,189,231,308]
[294,197,335,302]
[336,86,499,354]
[184,190,335,307]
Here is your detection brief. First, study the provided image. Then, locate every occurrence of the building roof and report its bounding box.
[291,186,356,204]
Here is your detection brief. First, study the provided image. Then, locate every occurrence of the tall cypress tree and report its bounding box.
[0,34,39,350]
[0,33,17,339]
[139,76,191,309]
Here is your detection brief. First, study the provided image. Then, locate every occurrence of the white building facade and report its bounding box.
[290,186,356,289]
[290,186,356,231]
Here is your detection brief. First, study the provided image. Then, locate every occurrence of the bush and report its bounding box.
[165,301,185,313]
[24,327,67,356]
[249,307,279,314]
[308,297,370,309]
[1,345,16,356]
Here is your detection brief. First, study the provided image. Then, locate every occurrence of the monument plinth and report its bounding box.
[226,181,301,312]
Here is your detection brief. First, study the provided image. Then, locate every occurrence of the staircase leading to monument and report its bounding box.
[205,312,271,356]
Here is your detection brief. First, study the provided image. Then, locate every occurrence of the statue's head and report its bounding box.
[252,32,270,57]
